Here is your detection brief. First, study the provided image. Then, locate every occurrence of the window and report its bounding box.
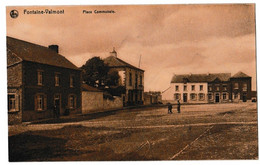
[200,85,203,91]
[242,83,247,91]
[55,73,60,86]
[135,74,138,88]
[140,75,142,85]
[223,85,227,91]
[191,85,195,91]
[215,86,220,91]
[199,93,205,100]
[190,93,196,100]
[8,94,17,112]
[34,94,47,111]
[174,93,180,100]
[37,71,43,85]
[234,93,238,99]
[129,73,132,86]
[175,85,179,91]
[208,93,213,100]
[68,94,76,109]
[208,86,212,91]
[223,93,227,100]
[183,85,187,91]
[70,75,74,87]
[234,83,239,89]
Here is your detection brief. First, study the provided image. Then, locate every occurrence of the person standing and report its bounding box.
[168,103,173,114]
[177,100,181,113]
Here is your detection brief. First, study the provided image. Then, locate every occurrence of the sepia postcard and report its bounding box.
[5,3,258,161]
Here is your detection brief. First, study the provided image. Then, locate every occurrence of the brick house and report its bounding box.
[229,71,252,102]
[207,73,231,103]
[7,36,81,124]
[104,49,144,106]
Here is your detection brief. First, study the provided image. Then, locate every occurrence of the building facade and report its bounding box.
[166,72,251,104]
[104,49,144,106]
[7,36,81,124]
[230,72,252,102]
[144,91,162,105]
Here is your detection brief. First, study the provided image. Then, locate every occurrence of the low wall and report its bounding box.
[82,91,103,114]
[103,96,123,110]
[82,91,123,114]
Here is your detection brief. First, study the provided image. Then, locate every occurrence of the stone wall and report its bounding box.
[82,91,103,114]
[103,96,123,110]
[82,91,123,114]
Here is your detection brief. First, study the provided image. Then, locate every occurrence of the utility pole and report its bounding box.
[139,54,142,68]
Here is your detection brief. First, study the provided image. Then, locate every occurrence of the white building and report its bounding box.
[162,73,232,104]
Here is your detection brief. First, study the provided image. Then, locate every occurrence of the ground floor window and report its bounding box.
[190,93,197,100]
[234,93,239,99]
[222,93,228,100]
[68,94,77,109]
[199,93,205,100]
[8,94,17,112]
[35,94,47,111]
[208,93,213,100]
[174,93,180,100]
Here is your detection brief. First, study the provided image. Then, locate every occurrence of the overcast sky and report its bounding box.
[6,4,256,91]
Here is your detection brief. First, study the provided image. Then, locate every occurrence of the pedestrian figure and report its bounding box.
[168,103,173,114]
[177,100,181,113]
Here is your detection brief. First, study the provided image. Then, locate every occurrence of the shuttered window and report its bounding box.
[34,94,47,111]
[8,93,19,112]
[68,94,77,109]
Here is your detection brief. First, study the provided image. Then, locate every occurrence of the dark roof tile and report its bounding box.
[7,36,79,70]
[171,73,231,83]
[104,55,144,72]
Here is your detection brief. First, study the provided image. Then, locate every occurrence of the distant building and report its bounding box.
[144,91,162,105]
[229,72,252,102]
[104,48,144,106]
[163,72,252,104]
[207,73,231,103]
[7,36,81,124]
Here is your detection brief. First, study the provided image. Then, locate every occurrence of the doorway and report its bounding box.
[215,93,220,103]
[54,94,61,116]
[183,93,187,103]
[243,93,247,102]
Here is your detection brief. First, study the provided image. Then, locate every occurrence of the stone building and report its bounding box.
[104,49,144,106]
[7,36,81,124]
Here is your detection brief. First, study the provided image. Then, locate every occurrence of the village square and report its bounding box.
[6,4,257,161]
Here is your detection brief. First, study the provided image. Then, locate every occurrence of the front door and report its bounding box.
[215,93,220,103]
[243,93,247,102]
[183,93,187,102]
[54,94,61,116]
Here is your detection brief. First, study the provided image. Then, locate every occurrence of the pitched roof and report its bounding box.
[171,73,231,83]
[104,55,144,72]
[7,36,79,70]
[231,71,251,78]
[82,84,103,92]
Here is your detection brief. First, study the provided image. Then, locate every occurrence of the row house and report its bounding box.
[169,72,251,104]
[7,36,81,124]
[104,49,144,106]
[170,74,209,103]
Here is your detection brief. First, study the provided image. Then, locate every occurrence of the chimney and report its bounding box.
[110,47,117,57]
[48,45,59,53]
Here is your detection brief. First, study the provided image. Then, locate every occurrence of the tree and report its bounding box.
[81,57,109,88]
